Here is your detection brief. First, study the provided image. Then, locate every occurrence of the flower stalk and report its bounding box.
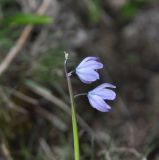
[74,93,87,98]
[64,52,80,160]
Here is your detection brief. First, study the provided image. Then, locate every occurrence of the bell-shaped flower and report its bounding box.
[75,57,103,84]
[87,83,116,112]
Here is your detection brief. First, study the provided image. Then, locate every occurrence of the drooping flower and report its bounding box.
[75,57,103,84]
[87,83,116,112]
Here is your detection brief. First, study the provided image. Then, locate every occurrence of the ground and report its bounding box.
[0,0,159,159]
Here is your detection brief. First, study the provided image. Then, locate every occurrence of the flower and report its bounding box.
[75,57,103,84]
[87,83,116,112]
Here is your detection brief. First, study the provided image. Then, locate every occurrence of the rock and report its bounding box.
[106,0,128,10]
[148,75,159,107]
[122,8,159,71]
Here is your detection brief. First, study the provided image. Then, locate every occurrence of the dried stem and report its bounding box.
[0,0,51,76]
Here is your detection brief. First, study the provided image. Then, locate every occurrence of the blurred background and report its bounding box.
[0,0,159,159]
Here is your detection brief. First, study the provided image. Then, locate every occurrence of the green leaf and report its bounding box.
[121,3,138,18]
[2,13,53,26]
[0,0,11,6]
[121,0,151,19]
[88,0,102,23]
[32,47,66,84]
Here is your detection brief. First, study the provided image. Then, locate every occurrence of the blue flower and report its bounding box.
[87,83,116,112]
[75,57,103,84]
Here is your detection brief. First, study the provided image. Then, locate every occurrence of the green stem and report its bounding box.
[64,52,80,160]
[74,93,87,98]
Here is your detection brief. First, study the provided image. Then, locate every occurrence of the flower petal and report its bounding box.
[78,76,92,84]
[90,89,116,100]
[75,57,103,83]
[92,83,116,92]
[76,68,100,82]
[88,94,111,112]
[77,61,103,70]
[77,57,98,68]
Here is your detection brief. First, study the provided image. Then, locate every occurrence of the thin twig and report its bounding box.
[26,82,99,138]
[1,142,13,160]
[0,87,27,113]
[12,90,67,131]
[112,147,142,158]
[0,0,51,76]
[40,139,57,160]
